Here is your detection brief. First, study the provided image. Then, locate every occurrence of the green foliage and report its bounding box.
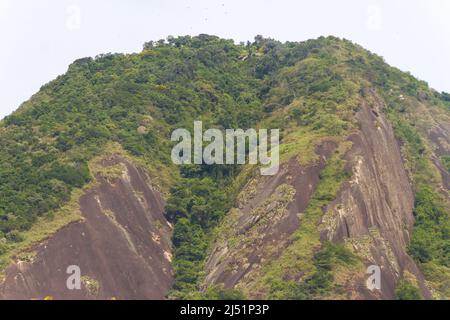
[0,35,360,246]
[5,230,24,243]
[167,166,238,296]
[167,175,229,229]
[0,34,263,242]
[395,279,423,300]
[0,241,7,255]
[274,242,358,299]
[199,285,246,300]
[408,186,449,267]
[441,156,450,173]
[439,92,450,112]
[45,162,91,188]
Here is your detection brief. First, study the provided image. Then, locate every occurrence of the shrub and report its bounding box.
[5,230,24,243]
[395,280,423,300]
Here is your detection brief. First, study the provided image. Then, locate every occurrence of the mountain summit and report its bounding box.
[0,35,448,300]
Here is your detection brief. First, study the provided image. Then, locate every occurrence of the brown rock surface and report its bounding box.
[321,96,431,299]
[0,155,173,300]
[204,92,435,299]
[204,141,337,291]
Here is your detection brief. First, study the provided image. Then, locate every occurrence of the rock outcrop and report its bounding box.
[0,155,173,300]
[320,94,430,299]
[204,92,434,299]
[204,141,337,293]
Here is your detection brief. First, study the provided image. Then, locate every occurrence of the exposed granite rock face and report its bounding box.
[205,93,435,299]
[203,141,337,293]
[0,155,173,300]
[320,95,431,299]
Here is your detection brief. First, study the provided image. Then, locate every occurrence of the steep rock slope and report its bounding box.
[203,77,450,299]
[320,94,430,299]
[204,141,337,292]
[203,94,432,299]
[0,155,173,299]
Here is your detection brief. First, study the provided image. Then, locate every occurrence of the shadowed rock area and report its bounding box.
[0,155,173,300]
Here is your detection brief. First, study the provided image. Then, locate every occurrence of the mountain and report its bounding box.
[0,35,448,300]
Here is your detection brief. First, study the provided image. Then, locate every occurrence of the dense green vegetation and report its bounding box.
[279,242,359,300]
[408,187,449,266]
[442,156,450,173]
[0,34,263,243]
[167,166,236,296]
[395,279,423,300]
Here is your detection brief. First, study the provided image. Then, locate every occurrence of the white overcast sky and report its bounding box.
[1,0,450,119]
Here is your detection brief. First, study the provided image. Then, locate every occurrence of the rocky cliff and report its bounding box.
[203,90,447,299]
[0,155,173,299]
